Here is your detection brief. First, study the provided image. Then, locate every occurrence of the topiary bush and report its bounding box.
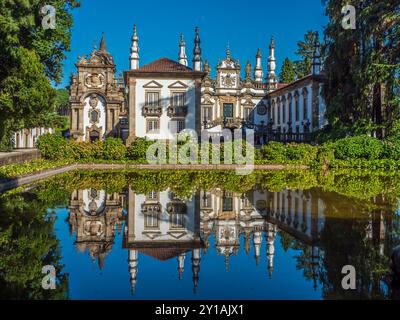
[331,135,383,160]
[127,138,154,161]
[37,133,71,160]
[103,137,126,160]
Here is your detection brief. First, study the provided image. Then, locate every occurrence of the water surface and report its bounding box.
[0,170,399,300]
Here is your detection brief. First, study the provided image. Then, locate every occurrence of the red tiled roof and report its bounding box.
[277,83,289,89]
[136,58,194,73]
[138,247,190,261]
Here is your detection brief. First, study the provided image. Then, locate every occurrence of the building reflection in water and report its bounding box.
[67,187,391,296]
[68,189,125,269]
[123,189,203,293]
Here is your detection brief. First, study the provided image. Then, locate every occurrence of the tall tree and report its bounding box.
[293,31,318,79]
[279,58,296,83]
[323,0,400,136]
[0,0,80,150]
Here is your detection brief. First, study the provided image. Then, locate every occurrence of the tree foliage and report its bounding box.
[279,57,296,83]
[293,31,318,79]
[0,0,80,150]
[323,0,400,136]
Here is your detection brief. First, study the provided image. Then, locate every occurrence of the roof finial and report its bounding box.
[254,48,263,82]
[312,31,321,75]
[130,24,140,70]
[270,35,275,49]
[193,27,202,71]
[266,36,277,91]
[178,33,188,66]
[226,44,231,59]
[99,32,106,52]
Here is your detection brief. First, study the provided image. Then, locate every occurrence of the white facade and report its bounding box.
[268,77,326,134]
[13,127,54,149]
[82,94,107,140]
[133,78,197,140]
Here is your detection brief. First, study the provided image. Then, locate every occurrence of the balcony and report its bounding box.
[142,105,162,117]
[141,203,162,214]
[166,202,187,214]
[167,106,188,118]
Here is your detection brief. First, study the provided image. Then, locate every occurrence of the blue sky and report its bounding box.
[59,0,328,88]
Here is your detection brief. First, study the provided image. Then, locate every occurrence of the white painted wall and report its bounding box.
[83,94,106,140]
[13,127,54,149]
[133,189,196,242]
[134,78,196,140]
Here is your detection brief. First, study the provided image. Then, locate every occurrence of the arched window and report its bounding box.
[302,88,309,121]
[288,94,293,123]
[294,91,300,122]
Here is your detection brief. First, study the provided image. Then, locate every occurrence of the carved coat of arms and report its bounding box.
[85,73,105,88]
[222,74,236,88]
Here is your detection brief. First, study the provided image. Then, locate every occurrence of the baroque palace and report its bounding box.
[69,26,326,144]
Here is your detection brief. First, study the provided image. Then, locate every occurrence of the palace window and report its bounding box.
[146,92,160,107]
[146,191,158,201]
[303,94,308,120]
[223,103,234,118]
[271,104,275,122]
[171,92,186,107]
[170,213,185,229]
[120,117,128,125]
[202,192,212,208]
[222,191,233,212]
[277,103,281,125]
[289,98,293,123]
[244,107,253,121]
[146,119,159,133]
[203,107,212,122]
[295,97,299,122]
[145,212,159,229]
[282,101,286,125]
[169,119,185,133]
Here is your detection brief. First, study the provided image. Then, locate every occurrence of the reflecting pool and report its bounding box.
[0,170,399,300]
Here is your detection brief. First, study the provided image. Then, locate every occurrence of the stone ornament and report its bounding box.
[222,73,236,88]
[85,73,105,88]
[257,104,267,116]
[89,94,99,108]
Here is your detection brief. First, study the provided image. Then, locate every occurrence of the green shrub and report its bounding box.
[316,142,336,167]
[37,133,70,160]
[127,138,154,161]
[103,138,126,160]
[285,143,318,164]
[68,141,104,160]
[383,136,400,160]
[260,142,287,163]
[331,135,383,160]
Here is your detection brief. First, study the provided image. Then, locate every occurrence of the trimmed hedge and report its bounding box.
[36,133,400,169]
[329,135,384,160]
